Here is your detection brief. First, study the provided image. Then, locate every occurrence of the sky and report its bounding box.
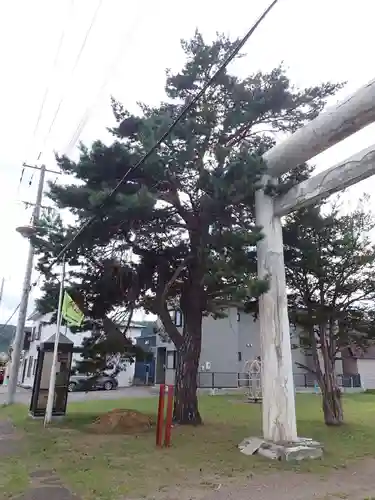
[1,0,375,324]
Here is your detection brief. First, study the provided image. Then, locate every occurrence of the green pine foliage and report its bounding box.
[284,197,375,424]
[34,31,343,423]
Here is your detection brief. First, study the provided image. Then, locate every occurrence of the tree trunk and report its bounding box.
[318,368,343,426]
[315,323,344,426]
[173,310,202,425]
[321,385,343,425]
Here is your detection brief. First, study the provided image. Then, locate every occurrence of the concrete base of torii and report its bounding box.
[239,436,323,461]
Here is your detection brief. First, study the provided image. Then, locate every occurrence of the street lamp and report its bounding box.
[16,225,38,238]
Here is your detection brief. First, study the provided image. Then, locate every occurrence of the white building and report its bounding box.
[19,311,144,389]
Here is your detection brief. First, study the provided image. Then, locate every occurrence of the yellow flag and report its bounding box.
[62,291,84,327]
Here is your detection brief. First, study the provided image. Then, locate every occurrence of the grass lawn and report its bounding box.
[1,393,375,500]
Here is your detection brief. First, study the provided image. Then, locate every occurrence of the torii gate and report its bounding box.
[256,77,375,443]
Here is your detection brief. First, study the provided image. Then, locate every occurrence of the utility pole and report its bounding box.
[5,165,46,405]
[0,277,4,310]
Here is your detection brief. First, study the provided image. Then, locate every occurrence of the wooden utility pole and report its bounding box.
[5,165,45,404]
[5,163,61,405]
[256,77,375,443]
[0,277,4,311]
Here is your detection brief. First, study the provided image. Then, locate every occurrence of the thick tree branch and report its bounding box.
[161,256,193,303]
[157,301,183,348]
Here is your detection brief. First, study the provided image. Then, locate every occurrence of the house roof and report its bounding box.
[343,345,375,360]
[41,333,73,346]
[27,309,42,321]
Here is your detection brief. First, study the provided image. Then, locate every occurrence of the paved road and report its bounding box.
[0,385,155,406]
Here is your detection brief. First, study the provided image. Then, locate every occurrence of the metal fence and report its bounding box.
[198,372,240,389]
[196,371,361,389]
[293,372,361,389]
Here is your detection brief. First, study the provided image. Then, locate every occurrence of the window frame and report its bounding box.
[166,350,177,369]
[35,322,43,340]
[26,356,33,378]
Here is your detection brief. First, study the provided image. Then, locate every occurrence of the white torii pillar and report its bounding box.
[256,77,375,443]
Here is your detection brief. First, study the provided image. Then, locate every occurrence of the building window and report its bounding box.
[166,350,176,369]
[238,351,242,362]
[30,327,36,341]
[32,358,37,376]
[35,322,43,340]
[168,309,183,327]
[26,357,33,378]
[174,310,182,327]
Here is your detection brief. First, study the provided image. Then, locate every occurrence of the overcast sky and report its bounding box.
[1,0,375,324]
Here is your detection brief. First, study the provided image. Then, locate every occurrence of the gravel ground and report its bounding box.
[0,385,155,405]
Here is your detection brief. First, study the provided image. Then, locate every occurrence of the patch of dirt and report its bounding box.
[89,409,155,434]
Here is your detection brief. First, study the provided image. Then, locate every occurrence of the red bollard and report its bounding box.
[164,385,174,447]
[156,384,174,447]
[156,384,165,446]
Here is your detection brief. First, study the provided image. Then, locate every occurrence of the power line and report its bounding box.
[31,0,76,147]
[64,5,145,156]
[0,0,279,331]
[52,0,279,265]
[0,304,20,331]
[0,270,44,332]
[37,0,103,162]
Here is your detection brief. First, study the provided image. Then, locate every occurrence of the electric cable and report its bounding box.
[0,0,279,331]
[0,304,20,331]
[51,0,279,266]
[32,0,76,146]
[20,0,76,171]
[0,271,45,333]
[37,0,103,162]
[64,6,144,156]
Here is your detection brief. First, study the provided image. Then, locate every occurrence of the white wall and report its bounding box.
[105,352,136,387]
[20,313,90,388]
[238,311,260,369]
[114,361,135,387]
[357,359,375,389]
[238,314,311,375]
[20,315,144,388]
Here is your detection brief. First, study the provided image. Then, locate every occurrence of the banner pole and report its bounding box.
[44,255,66,425]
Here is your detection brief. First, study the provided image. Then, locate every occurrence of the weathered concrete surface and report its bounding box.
[239,435,323,461]
[274,145,375,216]
[238,437,264,456]
[263,76,375,177]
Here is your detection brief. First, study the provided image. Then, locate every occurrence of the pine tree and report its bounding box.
[35,31,343,425]
[284,198,375,425]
